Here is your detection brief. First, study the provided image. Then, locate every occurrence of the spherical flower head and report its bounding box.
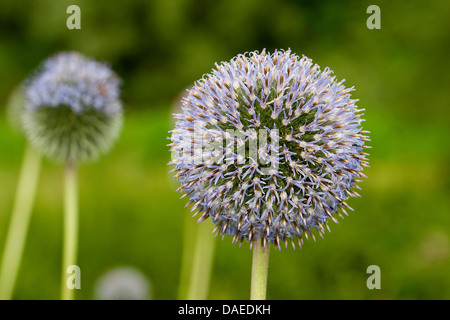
[22,52,123,163]
[94,266,151,300]
[169,49,370,250]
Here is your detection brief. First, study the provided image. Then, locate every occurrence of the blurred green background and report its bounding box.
[0,0,449,300]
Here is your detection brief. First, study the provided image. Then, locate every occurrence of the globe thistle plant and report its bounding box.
[20,52,123,300]
[169,49,369,299]
[94,267,151,300]
[23,52,123,163]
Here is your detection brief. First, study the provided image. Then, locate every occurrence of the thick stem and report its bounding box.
[0,146,41,300]
[186,220,215,300]
[60,161,79,300]
[250,240,270,300]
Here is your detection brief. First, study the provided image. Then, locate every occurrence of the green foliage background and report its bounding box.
[0,0,449,299]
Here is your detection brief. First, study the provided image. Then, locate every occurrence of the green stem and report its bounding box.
[250,240,270,300]
[0,145,41,300]
[60,160,79,300]
[186,220,215,300]
[177,209,196,299]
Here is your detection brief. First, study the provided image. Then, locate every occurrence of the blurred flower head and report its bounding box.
[169,49,370,250]
[94,266,151,300]
[22,52,123,162]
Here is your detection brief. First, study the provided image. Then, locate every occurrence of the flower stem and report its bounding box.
[177,210,196,299]
[186,220,215,300]
[0,145,41,300]
[250,240,270,300]
[60,160,79,300]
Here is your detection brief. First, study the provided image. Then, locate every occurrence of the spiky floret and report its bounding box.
[169,49,370,250]
[22,52,123,163]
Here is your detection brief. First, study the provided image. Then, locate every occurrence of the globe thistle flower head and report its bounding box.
[94,266,151,300]
[22,52,123,163]
[169,49,370,250]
